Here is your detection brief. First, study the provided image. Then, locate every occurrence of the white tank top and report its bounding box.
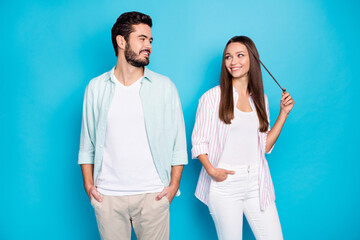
[96,73,164,196]
[220,108,260,166]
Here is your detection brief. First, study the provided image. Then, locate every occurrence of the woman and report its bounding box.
[192,36,294,240]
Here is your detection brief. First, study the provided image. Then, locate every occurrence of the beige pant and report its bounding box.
[91,192,170,240]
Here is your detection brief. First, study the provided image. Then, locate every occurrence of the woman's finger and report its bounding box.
[225,169,235,175]
[283,99,294,106]
[282,95,292,103]
[285,99,294,106]
[281,92,290,101]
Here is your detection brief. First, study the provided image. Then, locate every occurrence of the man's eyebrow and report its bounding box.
[138,34,153,41]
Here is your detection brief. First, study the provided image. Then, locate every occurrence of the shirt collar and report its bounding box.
[143,67,152,82]
[109,66,152,83]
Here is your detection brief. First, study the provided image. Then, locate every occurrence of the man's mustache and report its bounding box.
[140,49,151,54]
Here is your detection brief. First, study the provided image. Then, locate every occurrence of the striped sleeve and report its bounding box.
[264,94,274,154]
[191,93,214,159]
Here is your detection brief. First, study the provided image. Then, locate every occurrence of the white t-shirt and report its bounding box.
[220,108,260,166]
[96,73,164,196]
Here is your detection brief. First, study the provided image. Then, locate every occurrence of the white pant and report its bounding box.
[208,162,283,240]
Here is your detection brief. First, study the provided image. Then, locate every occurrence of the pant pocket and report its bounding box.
[90,194,103,209]
[212,175,232,189]
[163,196,170,206]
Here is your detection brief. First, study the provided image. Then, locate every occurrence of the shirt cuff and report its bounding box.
[264,133,275,154]
[171,150,188,165]
[78,152,94,164]
[191,144,209,159]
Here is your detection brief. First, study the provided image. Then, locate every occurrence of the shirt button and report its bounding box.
[102,126,105,130]
[100,144,103,148]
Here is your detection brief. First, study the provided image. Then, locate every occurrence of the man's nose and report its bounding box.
[145,40,152,51]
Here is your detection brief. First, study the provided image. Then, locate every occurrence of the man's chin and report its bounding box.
[139,57,150,66]
[130,62,149,68]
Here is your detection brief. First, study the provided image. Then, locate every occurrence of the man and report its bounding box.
[78,11,188,240]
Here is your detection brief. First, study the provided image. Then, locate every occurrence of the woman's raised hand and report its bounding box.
[280,89,295,114]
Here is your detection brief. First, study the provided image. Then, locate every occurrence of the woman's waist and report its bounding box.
[217,161,259,173]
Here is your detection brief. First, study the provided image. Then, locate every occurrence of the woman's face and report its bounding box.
[225,42,250,79]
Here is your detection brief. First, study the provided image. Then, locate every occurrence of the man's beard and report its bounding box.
[124,43,150,67]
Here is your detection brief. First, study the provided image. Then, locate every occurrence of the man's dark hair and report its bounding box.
[111,11,152,56]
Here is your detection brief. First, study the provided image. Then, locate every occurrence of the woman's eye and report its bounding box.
[238,54,244,57]
[225,56,231,60]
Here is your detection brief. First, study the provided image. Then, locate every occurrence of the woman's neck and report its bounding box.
[232,75,249,97]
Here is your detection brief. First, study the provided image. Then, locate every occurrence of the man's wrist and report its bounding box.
[169,182,179,189]
[84,183,94,193]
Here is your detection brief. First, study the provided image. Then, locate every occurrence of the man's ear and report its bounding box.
[116,35,126,50]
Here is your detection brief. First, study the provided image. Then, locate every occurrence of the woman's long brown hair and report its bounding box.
[219,36,269,132]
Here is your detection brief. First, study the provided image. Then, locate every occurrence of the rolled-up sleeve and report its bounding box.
[191,93,213,159]
[171,84,188,166]
[78,85,95,164]
[263,94,274,154]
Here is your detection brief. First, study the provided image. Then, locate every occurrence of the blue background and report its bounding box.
[1,0,359,239]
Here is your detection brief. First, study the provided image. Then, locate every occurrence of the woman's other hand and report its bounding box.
[209,168,235,182]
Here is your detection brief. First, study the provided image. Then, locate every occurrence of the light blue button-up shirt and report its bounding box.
[78,67,188,189]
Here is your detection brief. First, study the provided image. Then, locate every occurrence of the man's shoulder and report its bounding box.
[86,69,112,90]
[145,68,174,87]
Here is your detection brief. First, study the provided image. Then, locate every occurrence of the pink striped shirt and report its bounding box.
[191,86,275,211]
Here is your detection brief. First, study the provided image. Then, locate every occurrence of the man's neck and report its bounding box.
[113,56,144,86]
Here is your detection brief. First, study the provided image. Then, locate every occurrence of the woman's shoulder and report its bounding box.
[264,93,269,104]
[196,86,220,112]
[200,85,221,101]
